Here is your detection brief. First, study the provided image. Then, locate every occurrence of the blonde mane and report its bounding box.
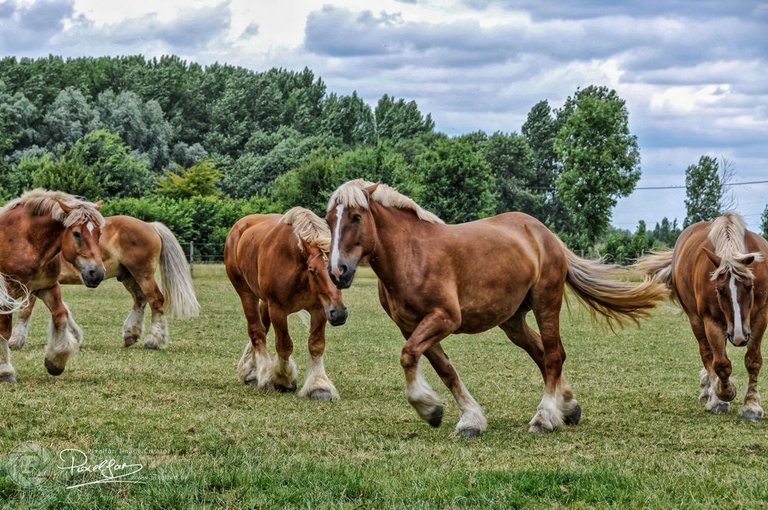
[708,211,764,280]
[281,207,331,253]
[327,179,444,224]
[0,189,105,228]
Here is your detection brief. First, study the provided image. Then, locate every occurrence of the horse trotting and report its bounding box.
[9,215,199,351]
[0,189,105,381]
[225,207,347,400]
[326,180,667,435]
[636,212,768,420]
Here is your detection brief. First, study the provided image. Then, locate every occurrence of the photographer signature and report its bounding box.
[57,449,145,489]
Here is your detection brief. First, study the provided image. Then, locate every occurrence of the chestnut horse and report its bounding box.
[225,207,347,400]
[0,189,105,381]
[635,212,768,420]
[326,180,667,435]
[9,215,199,350]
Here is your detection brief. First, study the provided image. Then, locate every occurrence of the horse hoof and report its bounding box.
[44,359,64,376]
[564,403,582,426]
[708,402,730,414]
[741,409,764,422]
[456,427,482,438]
[273,381,297,393]
[244,377,259,386]
[427,406,444,428]
[0,374,17,383]
[310,389,333,401]
[124,336,138,347]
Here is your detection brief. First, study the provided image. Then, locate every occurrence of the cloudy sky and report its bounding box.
[2,0,767,230]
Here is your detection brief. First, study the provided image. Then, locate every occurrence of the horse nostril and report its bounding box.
[339,264,348,275]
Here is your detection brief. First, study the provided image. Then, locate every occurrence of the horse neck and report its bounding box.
[368,202,435,285]
[30,214,68,263]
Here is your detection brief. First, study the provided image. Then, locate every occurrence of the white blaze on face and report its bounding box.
[330,204,344,274]
[729,275,744,340]
[86,222,94,233]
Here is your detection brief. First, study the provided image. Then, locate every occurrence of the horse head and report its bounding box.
[703,248,758,347]
[302,239,347,326]
[325,182,379,289]
[57,199,106,288]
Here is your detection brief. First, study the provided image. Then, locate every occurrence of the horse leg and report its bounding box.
[422,343,486,437]
[297,308,339,401]
[38,286,81,376]
[703,318,737,411]
[120,275,146,347]
[741,316,765,421]
[236,296,272,387]
[527,295,579,433]
[0,314,16,382]
[136,275,169,350]
[8,295,36,350]
[400,309,459,429]
[266,304,298,392]
[688,318,724,410]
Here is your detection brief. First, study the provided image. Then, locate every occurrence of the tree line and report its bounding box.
[1,55,763,262]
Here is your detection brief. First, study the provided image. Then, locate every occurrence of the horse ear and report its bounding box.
[364,182,380,197]
[736,254,755,266]
[94,199,104,210]
[56,199,73,215]
[702,247,722,268]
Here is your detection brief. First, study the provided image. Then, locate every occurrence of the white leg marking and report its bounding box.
[330,204,344,274]
[237,341,272,387]
[269,354,298,390]
[529,388,567,433]
[730,275,744,341]
[9,315,31,350]
[143,313,169,349]
[454,379,487,435]
[122,306,145,346]
[0,335,16,381]
[298,355,340,400]
[407,361,443,421]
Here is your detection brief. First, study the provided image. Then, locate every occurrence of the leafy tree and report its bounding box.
[30,153,103,200]
[321,91,375,146]
[683,155,735,227]
[96,90,172,170]
[157,160,221,199]
[650,217,682,247]
[170,142,209,168]
[271,150,336,214]
[554,86,641,250]
[375,94,435,142]
[601,221,653,265]
[762,205,768,240]
[42,87,100,149]
[522,100,572,232]
[69,130,156,198]
[415,138,495,223]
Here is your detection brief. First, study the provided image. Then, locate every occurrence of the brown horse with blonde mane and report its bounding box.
[0,189,105,382]
[635,212,768,420]
[326,180,667,435]
[9,215,199,350]
[225,207,347,400]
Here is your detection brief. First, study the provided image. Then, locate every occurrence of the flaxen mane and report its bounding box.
[327,179,444,224]
[281,207,332,253]
[0,189,105,228]
[708,211,764,280]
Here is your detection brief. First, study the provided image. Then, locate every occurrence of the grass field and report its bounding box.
[1,264,767,509]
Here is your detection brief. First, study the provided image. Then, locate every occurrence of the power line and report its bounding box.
[634,179,768,190]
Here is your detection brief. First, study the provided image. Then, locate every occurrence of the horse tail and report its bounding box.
[150,222,200,319]
[632,250,674,288]
[0,274,30,314]
[563,247,668,327]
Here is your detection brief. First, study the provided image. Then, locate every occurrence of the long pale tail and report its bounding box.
[0,274,30,314]
[150,222,200,319]
[633,250,674,289]
[564,248,668,327]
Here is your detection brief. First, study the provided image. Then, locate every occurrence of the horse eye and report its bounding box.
[73,231,82,240]
[745,284,753,291]
[716,287,725,296]
[350,214,362,224]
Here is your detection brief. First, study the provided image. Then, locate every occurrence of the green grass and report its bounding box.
[1,265,767,509]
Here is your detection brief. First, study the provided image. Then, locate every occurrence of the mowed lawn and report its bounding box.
[1,264,767,509]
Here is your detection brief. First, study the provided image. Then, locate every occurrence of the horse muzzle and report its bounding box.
[326,306,348,326]
[80,264,106,288]
[328,264,355,289]
[726,332,751,347]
